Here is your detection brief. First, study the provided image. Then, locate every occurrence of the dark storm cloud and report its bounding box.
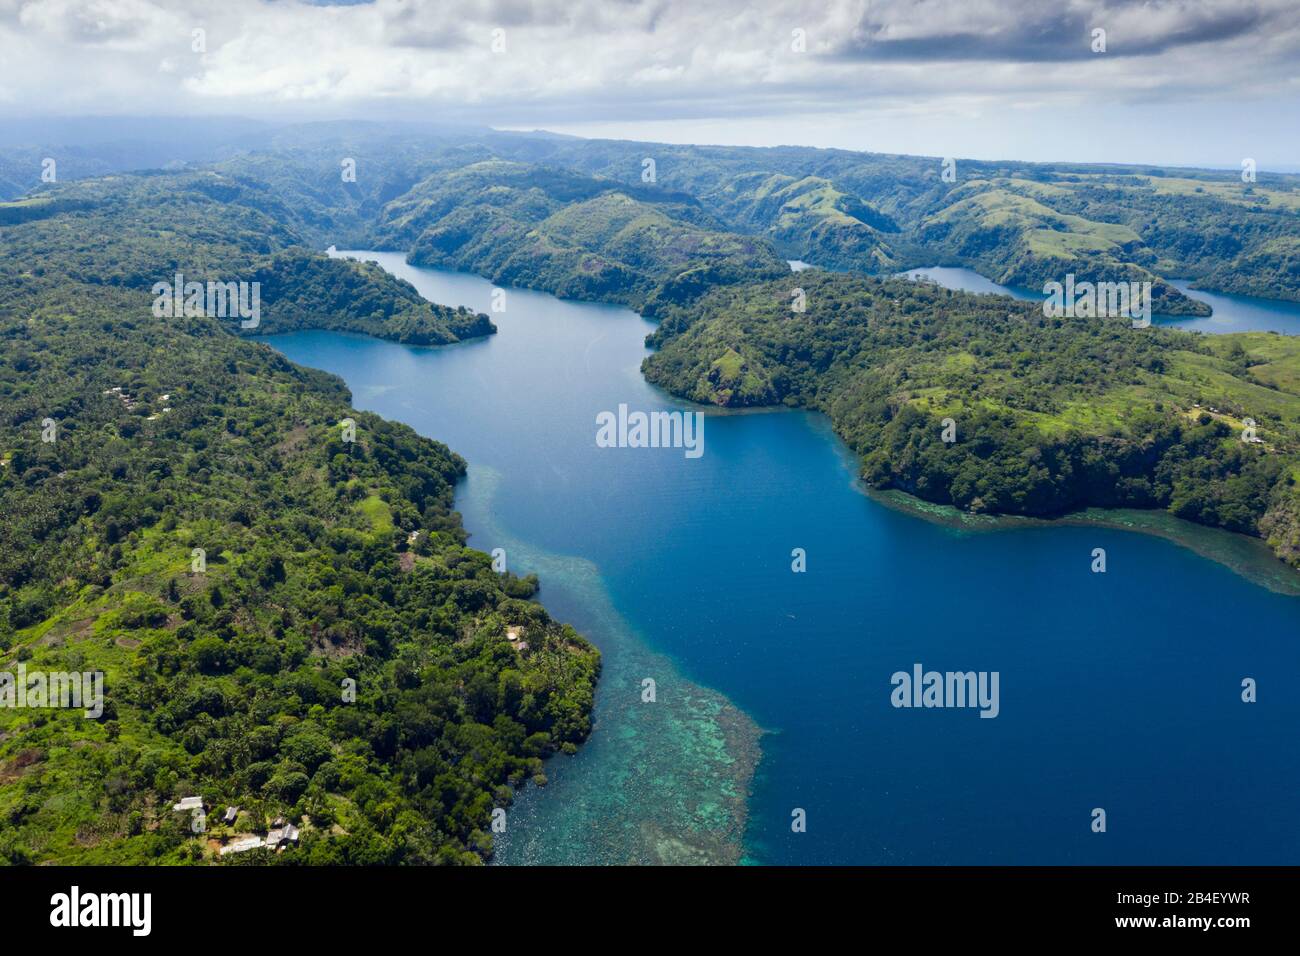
[830,0,1277,62]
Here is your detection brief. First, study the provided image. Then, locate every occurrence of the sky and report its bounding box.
[1,0,1298,167]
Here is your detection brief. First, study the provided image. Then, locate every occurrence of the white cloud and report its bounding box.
[0,0,1296,162]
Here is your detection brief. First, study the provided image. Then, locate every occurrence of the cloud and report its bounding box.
[0,0,1296,143]
[15,0,187,49]
[829,0,1277,62]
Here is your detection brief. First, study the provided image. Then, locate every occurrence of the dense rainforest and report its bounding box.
[26,123,1283,316]
[641,271,1300,568]
[0,168,596,865]
[3,124,1300,864]
[182,126,1300,312]
[1,173,495,345]
[465,136,1300,309]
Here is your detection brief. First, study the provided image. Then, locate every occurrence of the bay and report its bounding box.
[256,251,1300,865]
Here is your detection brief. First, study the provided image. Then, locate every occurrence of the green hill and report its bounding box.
[0,172,587,866]
[643,271,1300,567]
[0,173,493,346]
[367,160,789,310]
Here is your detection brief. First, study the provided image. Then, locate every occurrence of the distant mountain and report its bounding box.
[7,120,1299,310]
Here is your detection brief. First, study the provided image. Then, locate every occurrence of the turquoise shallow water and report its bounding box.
[259,251,1300,865]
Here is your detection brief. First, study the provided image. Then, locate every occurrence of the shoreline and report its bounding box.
[454,466,764,866]
[296,255,1299,871]
[306,253,769,865]
[798,406,1300,598]
[863,485,1300,597]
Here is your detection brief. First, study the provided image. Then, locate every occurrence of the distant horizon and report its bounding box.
[0,113,1297,176]
[2,0,1296,171]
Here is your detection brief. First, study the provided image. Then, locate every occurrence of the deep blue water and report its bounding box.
[261,252,1300,864]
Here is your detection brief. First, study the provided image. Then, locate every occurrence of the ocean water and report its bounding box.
[256,251,1300,864]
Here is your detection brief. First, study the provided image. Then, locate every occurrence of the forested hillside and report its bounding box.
[642,272,1300,567]
[3,127,1300,866]
[0,169,594,865]
[366,159,789,311]
[9,127,1300,314]
[0,172,493,345]
[469,136,1300,309]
